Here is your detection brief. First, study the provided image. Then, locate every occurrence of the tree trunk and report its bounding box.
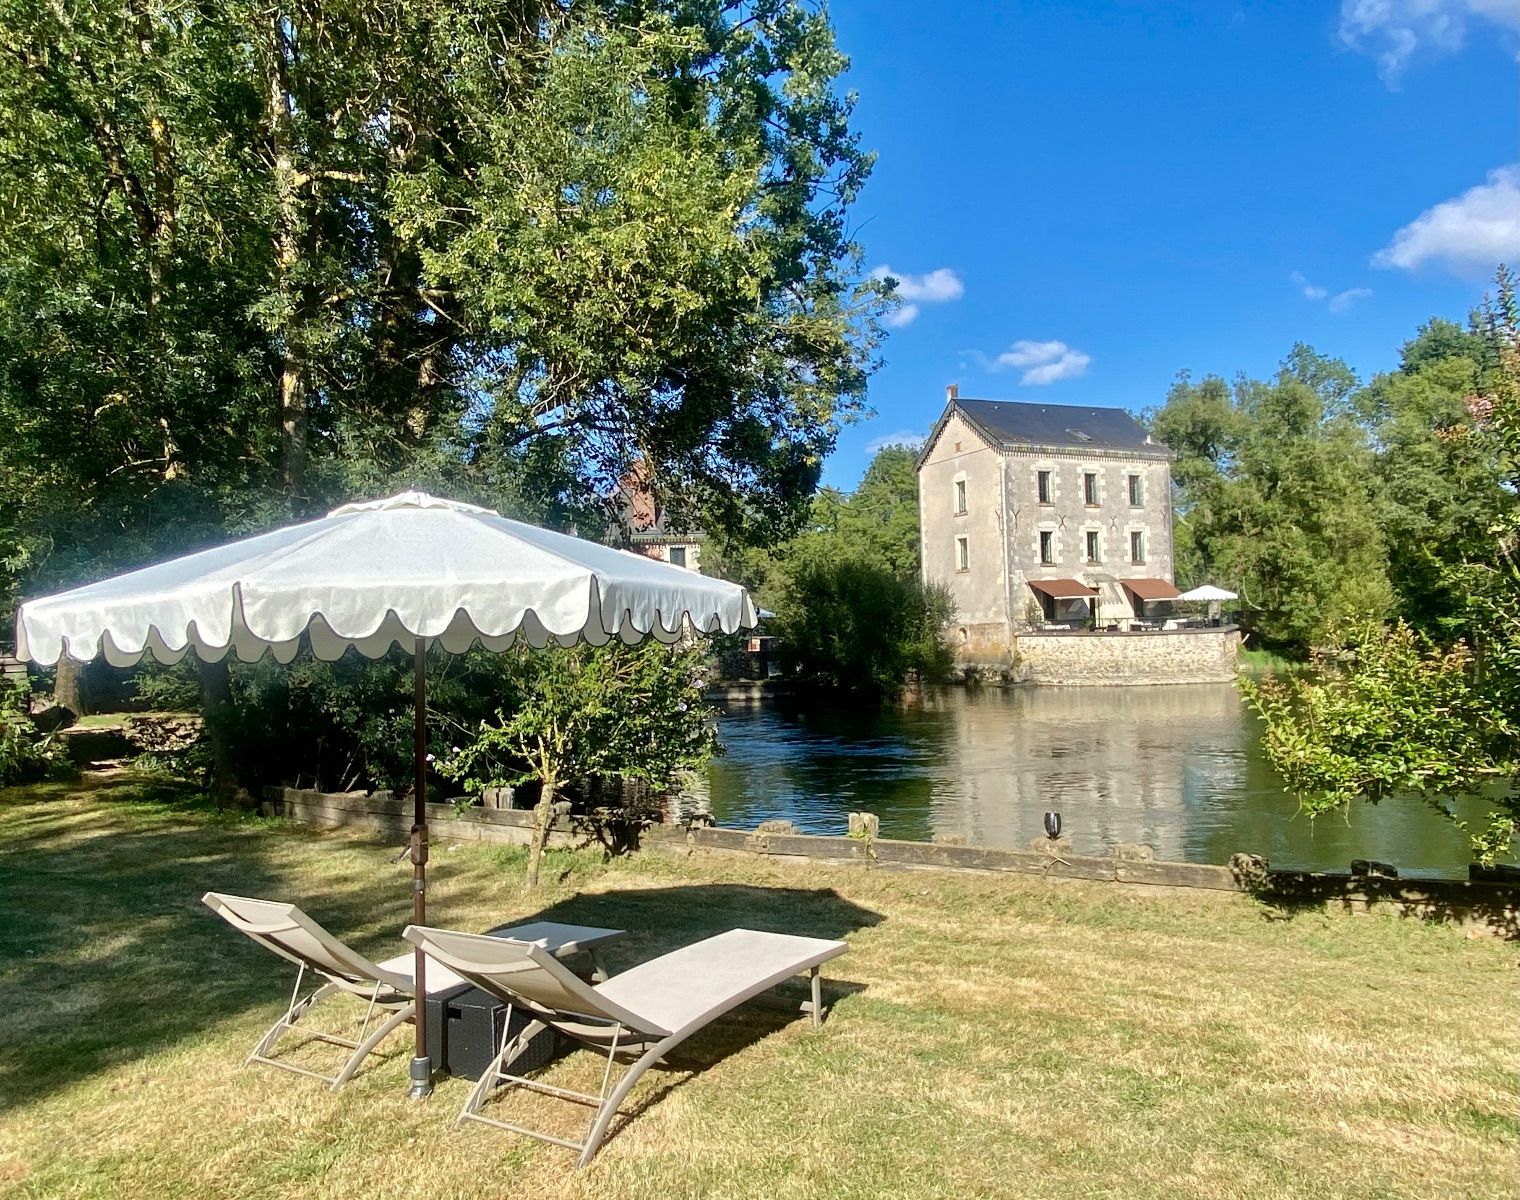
[197,656,242,804]
[53,657,89,717]
[266,13,306,499]
[525,776,556,889]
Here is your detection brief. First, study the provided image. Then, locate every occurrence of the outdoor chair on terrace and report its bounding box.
[203,891,471,1088]
[402,924,847,1167]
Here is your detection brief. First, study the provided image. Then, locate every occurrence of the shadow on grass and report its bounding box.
[0,778,882,1110]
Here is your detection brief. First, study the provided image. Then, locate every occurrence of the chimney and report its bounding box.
[946,383,959,402]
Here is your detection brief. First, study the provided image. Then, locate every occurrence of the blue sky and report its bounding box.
[822,0,1520,487]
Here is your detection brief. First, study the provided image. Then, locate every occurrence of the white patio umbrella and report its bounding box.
[15,490,756,1094]
[1176,584,1237,623]
[1176,584,1237,602]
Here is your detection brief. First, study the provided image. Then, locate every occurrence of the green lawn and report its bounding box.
[1,776,1514,1200]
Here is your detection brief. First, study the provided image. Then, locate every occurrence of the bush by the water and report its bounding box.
[214,641,719,822]
[0,680,71,786]
[774,559,955,698]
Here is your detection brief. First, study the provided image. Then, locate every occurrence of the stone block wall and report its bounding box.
[1013,628,1241,685]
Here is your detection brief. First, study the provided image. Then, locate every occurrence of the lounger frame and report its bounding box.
[404,925,841,1167]
[204,892,416,1089]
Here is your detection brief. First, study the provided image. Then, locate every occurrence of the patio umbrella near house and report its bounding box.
[14,490,756,1095]
[1177,584,1238,624]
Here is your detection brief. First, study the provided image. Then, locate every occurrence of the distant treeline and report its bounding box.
[1150,271,1518,654]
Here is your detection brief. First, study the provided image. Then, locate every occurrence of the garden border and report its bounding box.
[265,786,1519,937]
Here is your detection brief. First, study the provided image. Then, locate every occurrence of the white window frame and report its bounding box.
[1128,473,1144,507]
[954,478,967,515]
[955,535,970,572]
[1084,529,1101,564]
[1038,529,1056,565]
[1129,529,1145,564]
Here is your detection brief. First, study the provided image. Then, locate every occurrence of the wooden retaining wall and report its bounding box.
[266,788,1519,937]
[267,787,582,849]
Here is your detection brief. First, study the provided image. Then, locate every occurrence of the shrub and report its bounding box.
[0,679,71,786]
[772,558,956,699]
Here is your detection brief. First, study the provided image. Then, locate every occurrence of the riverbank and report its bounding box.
[2,776,1514,1199]
[696,684,1501,878]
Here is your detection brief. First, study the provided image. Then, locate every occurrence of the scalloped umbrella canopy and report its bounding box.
[17,491,756,666]
[14,491,756,1095]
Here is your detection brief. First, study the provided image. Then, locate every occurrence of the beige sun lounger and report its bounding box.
[202,892,618,1089]
[402,924,847,1167]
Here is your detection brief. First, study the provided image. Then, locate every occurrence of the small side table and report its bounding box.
[484,920,626,982]
[423,920,627,1080]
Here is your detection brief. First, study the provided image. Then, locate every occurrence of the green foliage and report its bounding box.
[1244,268,1520,865]
[1243,623,1517,864]
[0,0,883,634]
[773,559,955,698]
[440,639,718,885]
[836,445,923,579]
[0,679,70,786]
[1153,348,1394,653]
[219,647,522,795]
[440,640,717,800]
[709,443,949,701]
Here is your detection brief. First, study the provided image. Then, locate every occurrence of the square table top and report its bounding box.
[378,920,626,995]
[484,920,626,957]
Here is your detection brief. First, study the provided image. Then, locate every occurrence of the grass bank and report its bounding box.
[1,776,1514,1200]
[1237,646,1310,676]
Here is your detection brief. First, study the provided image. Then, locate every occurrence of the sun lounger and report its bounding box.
[402,924,847,1167]
[201,892,622,1089]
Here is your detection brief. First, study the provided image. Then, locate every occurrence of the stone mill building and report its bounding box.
[916,387,1238,683]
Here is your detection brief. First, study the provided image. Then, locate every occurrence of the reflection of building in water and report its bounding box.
[925,685,1246,859]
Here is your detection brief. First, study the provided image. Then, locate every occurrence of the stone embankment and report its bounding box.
[268,787,1518,938]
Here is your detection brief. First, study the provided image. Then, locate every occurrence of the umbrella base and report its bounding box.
[408,1054,435,1099]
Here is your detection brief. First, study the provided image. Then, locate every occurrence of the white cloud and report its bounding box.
[1290,271,1374,312]
[1339,0,1519,84]
[1372,165,1520,276]
[870,265,964,328]
[1290,270,1328,301]
[1329,287,1375,312]
[864,429,926,454]
[985,339,1092,386]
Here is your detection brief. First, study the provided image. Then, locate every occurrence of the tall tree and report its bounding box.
[1151,348,1392,652]
[0,0,884,628]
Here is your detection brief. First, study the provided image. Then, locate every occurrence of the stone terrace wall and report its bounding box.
[1014,628,1241,685]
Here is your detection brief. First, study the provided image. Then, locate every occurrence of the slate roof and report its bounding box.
[946,398,1168,457]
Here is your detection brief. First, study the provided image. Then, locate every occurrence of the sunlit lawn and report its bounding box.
[1,775,1514,1200]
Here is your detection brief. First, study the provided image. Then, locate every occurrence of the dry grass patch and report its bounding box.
[0,776,1514,1200]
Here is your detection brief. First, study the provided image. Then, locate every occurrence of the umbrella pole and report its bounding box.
[408,637,433,1099]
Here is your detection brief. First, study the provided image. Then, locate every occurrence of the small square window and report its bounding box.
[668,545,687,568]
[1085,531,1100,563]
[1128,473,1143,506]
[955,536,970,572]
[1130,531,1145,563]
[1083,472,1099,506]
[954,479,967,515]
[1039,531,1055,564]
[1037,470,1052,505]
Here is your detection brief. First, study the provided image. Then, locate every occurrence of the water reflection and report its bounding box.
[697,684,1500,878]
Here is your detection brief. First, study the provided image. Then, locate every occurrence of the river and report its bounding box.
[689,683,1500,879]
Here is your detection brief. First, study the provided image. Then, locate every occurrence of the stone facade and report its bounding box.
[1013,628,1242,685]
[919,391,1178,666]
